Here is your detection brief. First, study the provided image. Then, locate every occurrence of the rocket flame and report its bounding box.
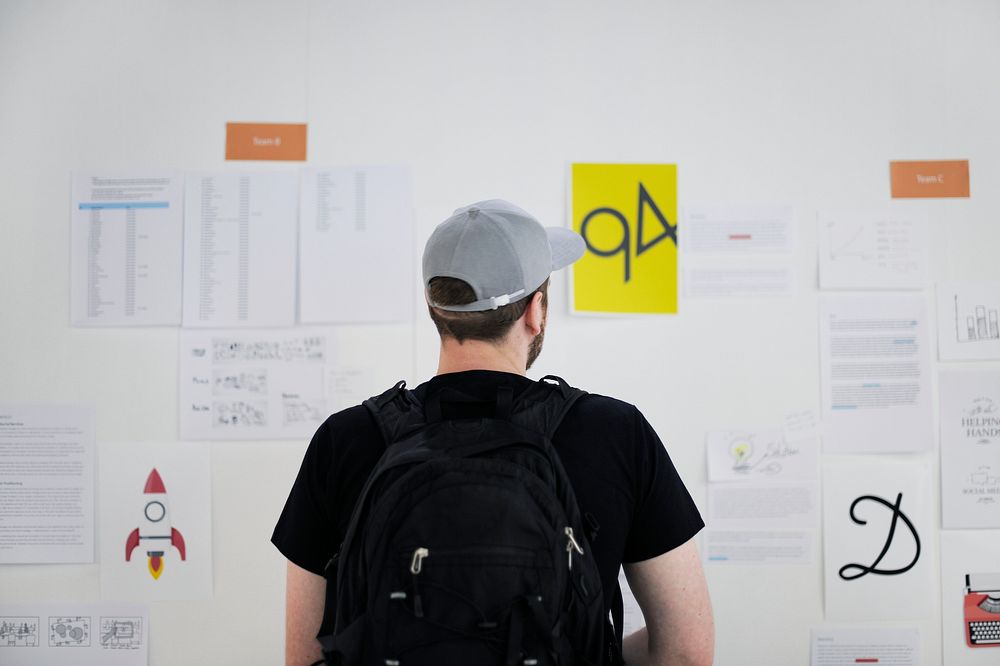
[148,555,163,580]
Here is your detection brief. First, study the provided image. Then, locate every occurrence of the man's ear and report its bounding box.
[523,291,545,337]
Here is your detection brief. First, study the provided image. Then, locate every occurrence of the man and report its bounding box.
[273,199,714,665]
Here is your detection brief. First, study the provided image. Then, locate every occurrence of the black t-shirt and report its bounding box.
[272,370,704,631]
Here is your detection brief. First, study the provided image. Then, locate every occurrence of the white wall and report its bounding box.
[1,1,998,663]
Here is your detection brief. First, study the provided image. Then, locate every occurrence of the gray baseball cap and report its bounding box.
[423,199,585,312]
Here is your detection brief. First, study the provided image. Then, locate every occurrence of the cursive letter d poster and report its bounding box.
[570,164,678,315]
[823,457,933,621]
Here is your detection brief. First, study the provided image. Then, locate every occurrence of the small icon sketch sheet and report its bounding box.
[823,457,933,621]
[817,210,929,290]
[299,166,415,323]
[100,442,212,601]
[937,282,1000,361]
[939,370,1000,529]
[70,171,184,325]
[179,328,337,440]
[819,294,933,453]
[0,602,147,665]
[706,429,819,482]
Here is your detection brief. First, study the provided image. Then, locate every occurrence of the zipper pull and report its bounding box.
[565,527,584,570]
[410,547,429,575]
[410,547,429,618]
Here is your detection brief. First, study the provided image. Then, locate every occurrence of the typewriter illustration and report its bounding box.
[964,573,1000,647]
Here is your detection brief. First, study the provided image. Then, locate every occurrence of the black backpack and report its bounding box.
[317,375,623,665]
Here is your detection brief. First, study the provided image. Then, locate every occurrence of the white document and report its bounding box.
[819,294,933,453]
[708,482,818,530]
[299,166,415,323]
[823,457,933,621]
[682,205,795,298]
[704,529,812,564]
[940,530,1000,661]
[818,210,929,290]
[182,171,298,327]
[810,626,919,666]
[100,442,212,601]
[0,406,94,563]
[939,370,1000,528]
[0,602,148,665]
[937,282,1000,361]
[179,329,335,440]
[70,171,183,325]
[706,429,819,482]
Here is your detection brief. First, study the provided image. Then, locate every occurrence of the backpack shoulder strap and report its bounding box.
[362,380,427,446]
[510,374,587,438]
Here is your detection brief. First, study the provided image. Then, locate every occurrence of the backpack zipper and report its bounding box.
[410,547,429,617]
[565,526,584,571]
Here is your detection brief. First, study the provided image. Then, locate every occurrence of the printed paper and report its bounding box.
[940,530,1000,661]
[0,405,94,563]
[810,626,918,666]
[937,282,1000,361]
[819,294,933,453]
[0,602,148,665]
[179,328,336,440]
[706,429,819,482]
[818,210,929,290]
[299,166,414,323]
[99,442,212,601]
[70,171,183,325]
[182,171,298,327]
[939,370,1000,528]
[823,457,933,621]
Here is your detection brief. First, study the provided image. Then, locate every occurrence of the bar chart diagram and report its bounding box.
[955,295,1000,343]
[938,283,1000,361]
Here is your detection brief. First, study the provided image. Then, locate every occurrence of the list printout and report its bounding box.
[70,172,183,326]
[179,329,335,441]
[0,602,148,665]
[810,626,918,666]
[939,370,1000,528]
[0,405,94,563]
[182,171,297,328]
[299,166,414,323]
[819,294,933,453]
[682,204,795,298]
[818,210,929,290]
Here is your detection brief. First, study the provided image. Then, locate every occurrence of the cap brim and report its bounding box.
[546,227,586,272]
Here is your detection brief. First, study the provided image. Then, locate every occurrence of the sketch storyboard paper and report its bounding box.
[0,602,148,665]
[706,429,819,482]
[939,370,1000,529]
[299,166,415,323]
[817,209,929,290]
[70,171,184,326]
[179,328,337,441]
[681,204,795,298]
[937,282,1000,361]
[819,294,933,453]
[940,530,1000,663]
[810,626,918,666]
[0,405,95,564]
[182,171,298,328]
[100,442,212,601]
[823,457,933,621]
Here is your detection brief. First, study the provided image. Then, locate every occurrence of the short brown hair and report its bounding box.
[427,277,549,344]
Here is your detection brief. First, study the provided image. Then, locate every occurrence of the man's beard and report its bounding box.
[526,317,546,371]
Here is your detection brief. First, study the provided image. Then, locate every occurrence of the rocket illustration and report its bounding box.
[125,468,186,580]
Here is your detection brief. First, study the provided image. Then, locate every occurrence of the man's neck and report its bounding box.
[436,338,525,377]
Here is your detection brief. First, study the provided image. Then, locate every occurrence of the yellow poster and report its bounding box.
[571,163,678,314]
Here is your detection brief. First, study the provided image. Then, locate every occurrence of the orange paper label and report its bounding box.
[890,160,969,198]
[225,122,307,161]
